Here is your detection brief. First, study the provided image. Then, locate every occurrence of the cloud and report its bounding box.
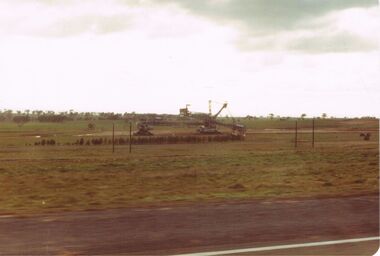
[286,32,378,53]
[0,0,378,53]
[0,0,219,39]
[161,0,379,53]
[0,0,138,37]
[163,0,377,33]
[44,15,132,36]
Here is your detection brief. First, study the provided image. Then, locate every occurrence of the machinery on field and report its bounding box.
[360,132,371,141]
[217,120,246,137]
[180,101,246,137]
[133,122,153,136]
[179,104,191,117]
[197,101,227,134]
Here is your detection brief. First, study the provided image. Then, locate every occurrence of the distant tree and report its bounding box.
[4,110,13,121]
[84,112,92,120]
[38,114,66,122]
[268,113,274,119]
[13,115,30,127]
[361,116,376,120]
[322,113,327,119]
[301,113,307,119]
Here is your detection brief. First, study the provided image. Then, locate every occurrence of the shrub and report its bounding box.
[38,114,67,122]
[13,115,30,126]
[88,123,95,130]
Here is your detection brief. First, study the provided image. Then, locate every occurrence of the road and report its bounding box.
[0,194,378,255]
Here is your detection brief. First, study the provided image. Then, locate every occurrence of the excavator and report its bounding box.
[180,101,246,137]
[133,121,153,136]
[197,101,228,134]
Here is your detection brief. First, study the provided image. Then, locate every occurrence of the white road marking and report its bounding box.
[172,236,380,256]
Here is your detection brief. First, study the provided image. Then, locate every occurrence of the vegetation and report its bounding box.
[12,115,30,126]
[0,114,378,215]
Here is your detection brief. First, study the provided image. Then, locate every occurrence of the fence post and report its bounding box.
[295,120,298,148]
[312,118,315,148]
[112,123,115,153]
[129,122,132,153]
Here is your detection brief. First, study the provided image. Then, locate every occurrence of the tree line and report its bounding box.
[1,109,378,125]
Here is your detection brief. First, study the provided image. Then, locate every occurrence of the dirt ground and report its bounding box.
[0,194,378,255]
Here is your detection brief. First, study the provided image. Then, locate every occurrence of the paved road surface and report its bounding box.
[0,195,378,255]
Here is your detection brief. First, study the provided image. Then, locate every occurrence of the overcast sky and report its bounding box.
[0,0,379,117]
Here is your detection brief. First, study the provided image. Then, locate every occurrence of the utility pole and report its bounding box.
[129,122,132,153]
[112,123,115,153]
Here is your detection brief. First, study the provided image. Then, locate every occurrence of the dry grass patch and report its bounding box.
[0,119,378,214]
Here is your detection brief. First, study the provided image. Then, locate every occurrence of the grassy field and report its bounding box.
[0,118,378,214]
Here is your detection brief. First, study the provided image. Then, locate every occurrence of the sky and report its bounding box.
[0,0,379,117]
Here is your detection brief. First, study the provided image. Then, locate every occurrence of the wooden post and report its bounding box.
[312,118,315,148]
[129,122,132,153]
[295,121,298,148]
[112,123,115,153]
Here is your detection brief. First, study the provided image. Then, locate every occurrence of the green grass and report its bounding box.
[0,119,378,214]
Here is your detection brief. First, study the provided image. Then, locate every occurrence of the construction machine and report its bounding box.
[179,104,191,117]
[179,101,246,137]
[197,101,228,134]
[216,120,246,137]
[231,123,246,137]
[133,122,153,136]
